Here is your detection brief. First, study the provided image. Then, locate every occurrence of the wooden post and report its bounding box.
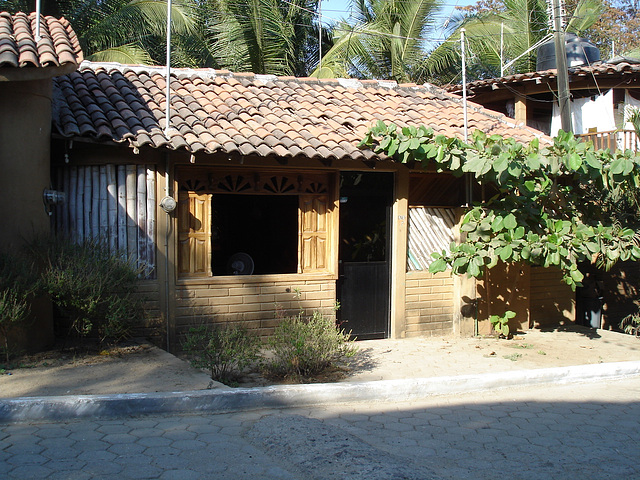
[84,167,92,241]
[55,168,63,235]
[515,95,527,125]
[99,165,108,240]
[76,167,84,243]
[107,165,118,253]
[62,167,70,237]
[126,165,137,258]
[452,207,477,336]
[91,166,100,240]
[391,167,409,338]
[137,165,148,273]
[117,165,127,253]
[146,166,157,278]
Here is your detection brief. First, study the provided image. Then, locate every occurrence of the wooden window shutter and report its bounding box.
[178,192,212,276]
[299,195,329,273]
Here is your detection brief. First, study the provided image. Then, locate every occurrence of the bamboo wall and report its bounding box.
[53,164,157,278]
[407,207,456,271]
[405,271,454,336]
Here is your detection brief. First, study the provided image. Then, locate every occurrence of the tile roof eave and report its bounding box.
[53,62,549,161]
[0,61,77,82]
[447,62,640,95]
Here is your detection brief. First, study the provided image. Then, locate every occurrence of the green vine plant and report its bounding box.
[359,122,640,291]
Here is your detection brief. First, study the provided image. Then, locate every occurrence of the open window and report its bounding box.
[177,168,333,277]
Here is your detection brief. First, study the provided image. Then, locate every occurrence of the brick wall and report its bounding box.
[134,280,164,345]
[405,271,454,337]
[175,277,337,339]
[530,266,574,328]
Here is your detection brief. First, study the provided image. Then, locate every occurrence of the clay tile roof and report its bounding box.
[52,61,548,160]
[444,61,640,95]
[0,11,82,69]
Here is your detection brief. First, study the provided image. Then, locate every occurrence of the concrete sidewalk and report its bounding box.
[1,326,640,423]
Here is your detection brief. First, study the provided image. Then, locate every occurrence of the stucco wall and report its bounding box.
[0,79,54,352]
[0,79,53,247]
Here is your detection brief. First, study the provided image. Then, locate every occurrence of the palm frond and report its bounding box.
[81,0,197,58]
[566,0,605,34]
[86,43,153,65]
[211,0,301,75]
[317,0,442,82]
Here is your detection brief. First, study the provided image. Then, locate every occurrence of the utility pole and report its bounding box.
[318,0,322,70]
[551,0,572,132]
[500,22,504,77]
[461,28,468,143]
[165,0,172,136]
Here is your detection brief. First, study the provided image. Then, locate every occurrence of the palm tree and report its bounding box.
[312,0,443,83]
[207,0,331,76]
[0,0,200,65]
[420,0,604,84]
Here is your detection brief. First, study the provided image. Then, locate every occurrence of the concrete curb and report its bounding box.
[2,360,639,423]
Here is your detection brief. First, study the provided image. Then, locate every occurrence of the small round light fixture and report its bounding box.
[159,196,177,213]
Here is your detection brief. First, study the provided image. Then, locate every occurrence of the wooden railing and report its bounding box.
[576,129,640,152]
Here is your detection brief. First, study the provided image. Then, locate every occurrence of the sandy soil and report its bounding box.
[0,341,218,398]
[1,326,639,398]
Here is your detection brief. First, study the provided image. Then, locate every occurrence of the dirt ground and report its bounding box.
[1,326,640,398]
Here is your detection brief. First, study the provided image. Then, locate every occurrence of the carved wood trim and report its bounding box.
[178,168,329,195]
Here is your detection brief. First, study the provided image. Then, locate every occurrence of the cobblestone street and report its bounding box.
[2,377,639,479]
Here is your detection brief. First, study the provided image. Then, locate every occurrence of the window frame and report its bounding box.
[176,167,336,279]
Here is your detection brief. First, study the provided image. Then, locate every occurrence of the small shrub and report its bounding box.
[182,324,260,385]
[0,253,36,362]
[620,312,640,337]
[489,310,516,338]
[264,310,358,381]
[28,236,143,343]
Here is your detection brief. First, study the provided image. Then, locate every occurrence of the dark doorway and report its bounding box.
[337,172,393,339]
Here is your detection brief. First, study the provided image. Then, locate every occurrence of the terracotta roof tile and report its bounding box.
[0,11,81,70]
[52,61,548,159]
[445,61,640,95]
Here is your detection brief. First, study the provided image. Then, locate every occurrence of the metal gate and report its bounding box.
[337,172,393,339]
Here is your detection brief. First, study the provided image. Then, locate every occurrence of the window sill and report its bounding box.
[177,271,338,286]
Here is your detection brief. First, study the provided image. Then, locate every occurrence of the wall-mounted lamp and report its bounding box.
[43,189,66,215]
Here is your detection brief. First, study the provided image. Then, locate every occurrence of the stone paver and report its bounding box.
[1,378,639,479]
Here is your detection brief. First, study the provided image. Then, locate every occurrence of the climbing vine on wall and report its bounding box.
[359,122,640,290]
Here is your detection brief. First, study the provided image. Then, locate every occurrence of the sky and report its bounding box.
[319,0,478,45]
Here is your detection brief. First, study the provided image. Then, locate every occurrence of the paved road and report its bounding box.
[2,378,639,479]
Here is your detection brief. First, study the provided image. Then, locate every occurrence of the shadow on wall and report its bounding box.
[476,262,531,336]
[579,261,640,331]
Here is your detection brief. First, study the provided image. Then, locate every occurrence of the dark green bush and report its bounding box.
[28,237,143,343]
[263,310,358,380]
[0,253,36,362]
[182,323,260,385]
